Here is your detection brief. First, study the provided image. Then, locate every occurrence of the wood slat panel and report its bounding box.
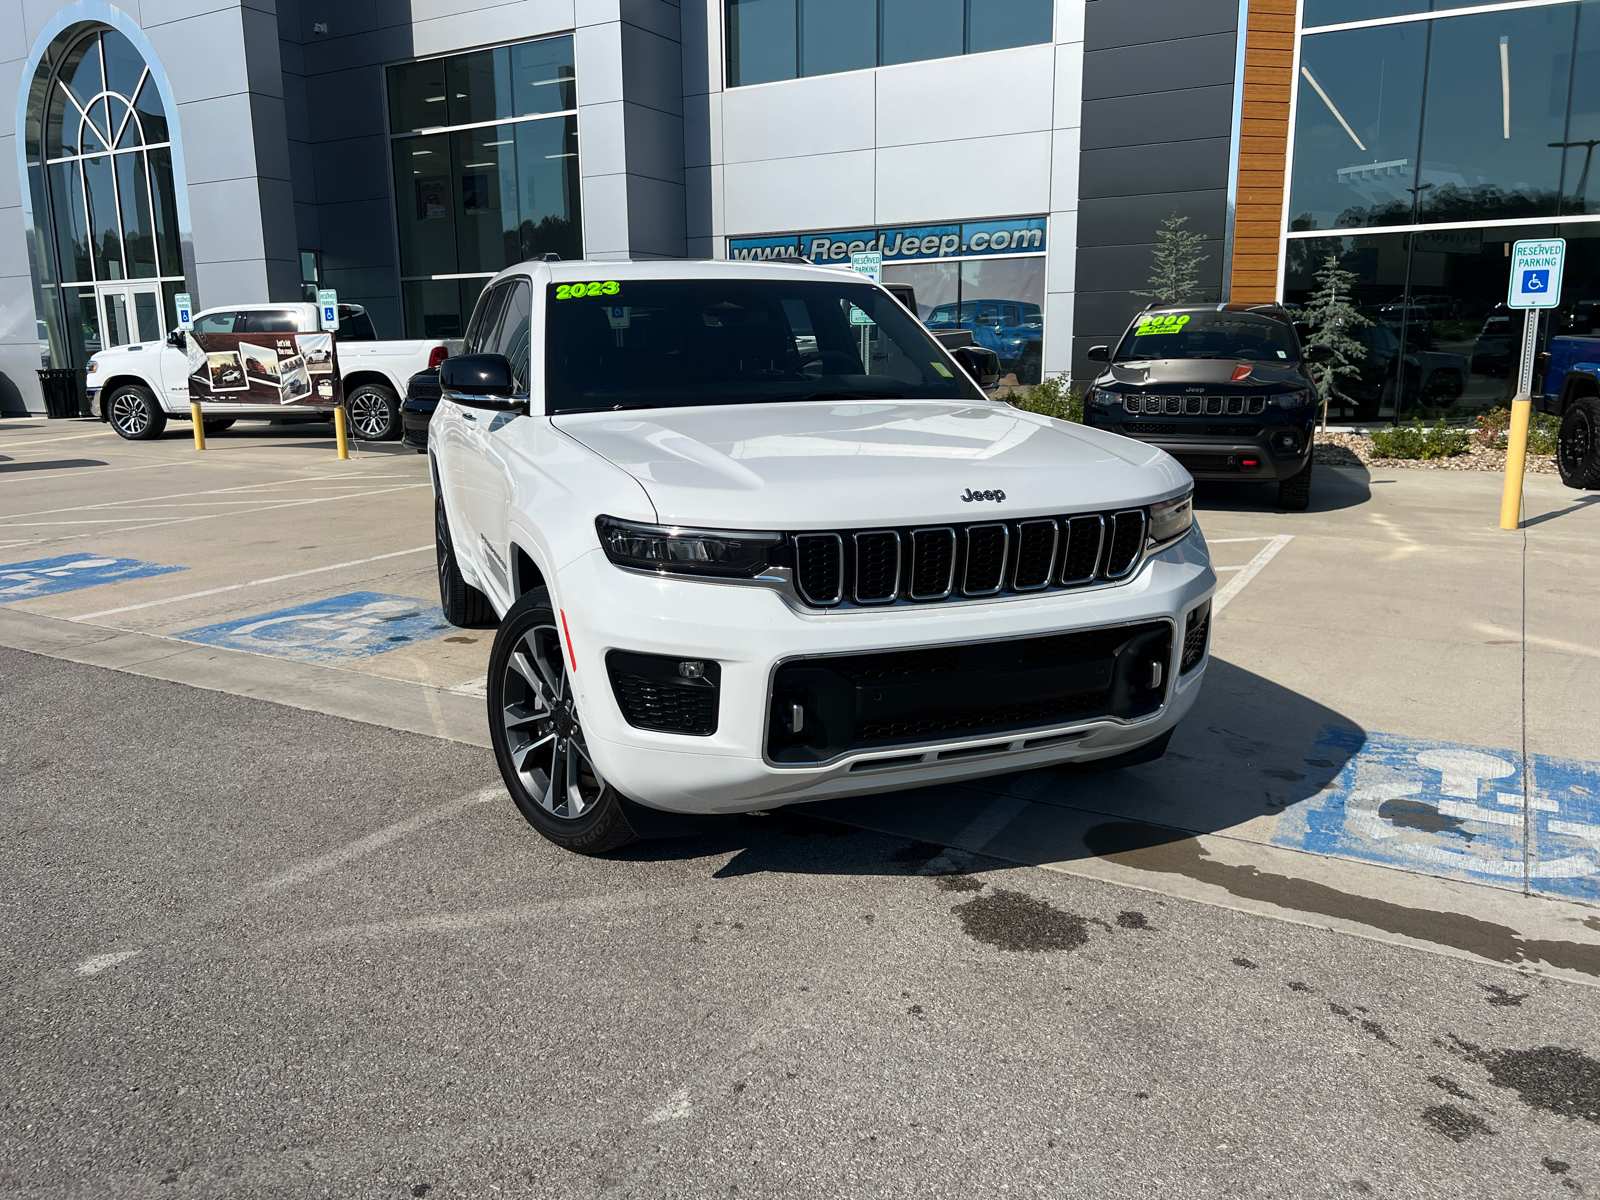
[1228,0,1296,301]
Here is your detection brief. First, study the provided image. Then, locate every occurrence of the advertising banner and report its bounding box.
[185,331,341,407]
[729,216,1047,264]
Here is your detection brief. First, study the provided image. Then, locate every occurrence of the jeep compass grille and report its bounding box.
[790,509,1147,610]
[1123,394,1266,416]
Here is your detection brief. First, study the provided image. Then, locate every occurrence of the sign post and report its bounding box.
[1500,238,1564,530]
[316,289,349,459]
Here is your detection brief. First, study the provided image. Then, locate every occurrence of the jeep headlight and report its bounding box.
[1149,489,1194,545]
[1271,389,1312,408]
[1089,387,1120,407]
[596,516,782,578]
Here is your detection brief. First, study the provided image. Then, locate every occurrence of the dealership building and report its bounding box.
[0,0,1588,418]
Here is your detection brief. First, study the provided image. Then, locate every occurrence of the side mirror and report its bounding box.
[1302,344,1334,364]
[166,329,186,349]
[1086,345,1110,362]
[952,345,1001,392]
[439,353,523,410]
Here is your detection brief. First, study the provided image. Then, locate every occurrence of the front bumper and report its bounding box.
[401,397,437,450]
[553,524,1216,815]
[1087,411,1315,482]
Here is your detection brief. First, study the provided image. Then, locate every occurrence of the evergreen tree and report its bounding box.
[1132,212,1208,304]
[1302,252,1370,430]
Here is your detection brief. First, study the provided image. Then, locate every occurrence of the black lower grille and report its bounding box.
[607,651,721,735]
[406,370,441,401]
[1182,601,1210,674]
[1205,424,1260,437]
[768,622,1173,764]
[1175,454,1244,473]
[1125,422,1178,435]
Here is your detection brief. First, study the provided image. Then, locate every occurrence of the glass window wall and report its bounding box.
[728,0,1051,86]
[387,35,580,338]
[885,253,1045,384]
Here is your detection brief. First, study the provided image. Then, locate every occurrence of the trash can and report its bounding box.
[36,368,83,419]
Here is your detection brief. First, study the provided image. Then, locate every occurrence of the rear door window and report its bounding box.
[339,309,378,341]
[239,309,302,334]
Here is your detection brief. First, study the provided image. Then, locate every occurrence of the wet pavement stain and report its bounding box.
[1081,821,1600,976]
[1232,957,1259,969]
[1428,1075,1475,1101]
[1287,981,1312,993]
[1377,797,1477,842]
[1450,1037,1600,1124]
[1421,1104,1495,1143]
[1481,983,1529,1007]
[1360,1019,1397,1047]
[1546,1158,1572,1174]
[952,889,1089,953]
[933,874,984,893]
[1115,911,1150,930]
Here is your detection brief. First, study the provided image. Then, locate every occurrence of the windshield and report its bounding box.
[1114,311,1299,363]
[544,279,977,414]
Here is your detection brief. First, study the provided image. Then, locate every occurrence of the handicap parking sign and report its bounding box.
[177,591,448,665]
[1522,268,1549,293]
[1508,238,1564,308]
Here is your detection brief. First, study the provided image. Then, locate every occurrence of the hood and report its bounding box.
[553,400,1189,529]
[1104,359,1307,388]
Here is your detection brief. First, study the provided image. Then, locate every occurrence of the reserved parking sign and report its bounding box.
[1508,238,1565,308]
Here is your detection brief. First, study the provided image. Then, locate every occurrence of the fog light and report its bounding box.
[1275,431,1301,452]
[678,660,704,679]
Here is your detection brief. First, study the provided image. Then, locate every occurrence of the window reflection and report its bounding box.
[882,0,962,65]
[801,0,875,76]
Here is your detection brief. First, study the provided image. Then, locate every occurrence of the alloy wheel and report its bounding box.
[111,392,149,437]
[500,623,606,819]
[349,392,390,438]
[1559,407,1594,479]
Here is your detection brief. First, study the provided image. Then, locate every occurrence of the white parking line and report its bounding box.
[1212,534,1294,614]
[71,545,433,621]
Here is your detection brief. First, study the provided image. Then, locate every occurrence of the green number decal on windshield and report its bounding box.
[1135,313,1190,337]
[555,281,621,300]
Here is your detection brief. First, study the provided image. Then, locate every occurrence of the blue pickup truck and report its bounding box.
[924,299,1043,384]
[1539,334,1600,488]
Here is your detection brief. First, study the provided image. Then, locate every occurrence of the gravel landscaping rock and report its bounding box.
[1314,430,1557,474]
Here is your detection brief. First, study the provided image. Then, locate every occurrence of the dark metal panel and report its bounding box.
[1082,34,1237,101]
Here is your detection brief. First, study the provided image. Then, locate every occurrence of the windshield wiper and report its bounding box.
[791,389,905,402]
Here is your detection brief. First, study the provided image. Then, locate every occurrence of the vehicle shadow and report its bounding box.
[1523,492,1600,528]
[1192,461,1371,516]
[613,657,1365,881]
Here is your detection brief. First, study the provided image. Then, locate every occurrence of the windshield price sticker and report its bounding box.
[1135,314,1190,337]
[931,362,953,378]
[557,281,621,300]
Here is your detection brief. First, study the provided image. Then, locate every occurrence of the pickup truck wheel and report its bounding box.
[489,588,637,855]
[1558,396,1600,489]
[347,384,401,441]
[107,385,167,440]
[1276,455,1314,510]
[436,495,496,627]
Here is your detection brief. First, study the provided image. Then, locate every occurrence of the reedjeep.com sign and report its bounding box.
[729,216,1047,263]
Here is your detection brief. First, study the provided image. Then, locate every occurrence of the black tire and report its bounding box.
[435,494,496,627]
[488,588,637,855]
[347,383,401,441]
[106,384,167,440]
[1018,346,1043,386]
[202,417,235,433]
[1277,455,1313,510]
[1558,396,1600,489]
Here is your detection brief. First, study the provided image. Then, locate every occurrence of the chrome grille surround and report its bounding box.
[776,505,1166,612]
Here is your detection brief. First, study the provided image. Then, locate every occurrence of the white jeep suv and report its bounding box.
[431,260,1216,854]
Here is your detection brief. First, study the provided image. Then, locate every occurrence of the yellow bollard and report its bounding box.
[190,401,206,451]
[1498,398,1531,529]
[334,404,350,460]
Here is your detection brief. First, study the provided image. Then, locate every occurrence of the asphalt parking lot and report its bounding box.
[3,416,1600,1197]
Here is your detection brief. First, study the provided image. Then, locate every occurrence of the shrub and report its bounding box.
[1009,373,1082,423]
[1370,418,1470,460]
[1472,406,1561,454]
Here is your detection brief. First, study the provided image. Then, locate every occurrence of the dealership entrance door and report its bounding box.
[97,283,165,350]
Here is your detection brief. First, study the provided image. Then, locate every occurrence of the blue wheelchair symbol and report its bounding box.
[1522,268,1549,293]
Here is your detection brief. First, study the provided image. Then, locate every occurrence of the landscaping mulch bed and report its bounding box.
[1314,430,1557,475]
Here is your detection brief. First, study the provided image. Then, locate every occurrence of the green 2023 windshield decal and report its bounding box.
[555,281,621,300]
[1135,313,1190,336]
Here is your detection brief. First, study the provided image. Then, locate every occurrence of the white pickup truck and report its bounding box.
[86,301,454,441]
[430,259,1216,856]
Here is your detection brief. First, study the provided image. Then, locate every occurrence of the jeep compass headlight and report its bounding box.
[1089,387,1119,407]
[1148,489,1194,546]
[596,516,782,578]
[1271,389,1312,408]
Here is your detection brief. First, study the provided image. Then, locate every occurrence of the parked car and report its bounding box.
[401,367,440,453]
[1082,303,1325,510]
[429,259,1214,854]
[1471,311,1515,377]
[85,302,454,441]
[1536,330,1600,489]
[924,298,1044,384]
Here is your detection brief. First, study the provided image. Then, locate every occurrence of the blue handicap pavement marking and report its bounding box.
[0,553,185,601]
[1273,728,1600,902]
[177,591,450,665]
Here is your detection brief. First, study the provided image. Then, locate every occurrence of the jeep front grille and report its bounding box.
[1123,394,1266,416]
[790,509,1147,610]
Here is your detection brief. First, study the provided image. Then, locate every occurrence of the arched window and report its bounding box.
[25,25,186,369]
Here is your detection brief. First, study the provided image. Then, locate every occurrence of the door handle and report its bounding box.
[458,409,477,421]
